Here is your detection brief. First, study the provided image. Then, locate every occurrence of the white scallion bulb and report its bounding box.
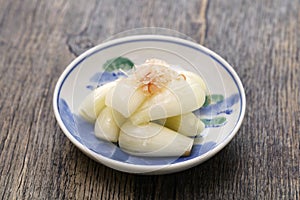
[119,121,194,157]
[179,71,208,94]
[162,113,205,137]
[94,107,120,142]
[78,81,116,123]
[105,79,147,118]
[130,79,205,125]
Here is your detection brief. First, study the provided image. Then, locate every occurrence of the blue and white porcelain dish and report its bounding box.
[53,35,246,174]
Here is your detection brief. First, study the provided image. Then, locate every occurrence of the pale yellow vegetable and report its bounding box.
[94,107,123,142]
[78,81,116,123]
[130,79,206,125]
[119,121,194,157]
[157,113,205,137]
[179,71,208,94]
[105,78,147,118]
[111,108,127,128]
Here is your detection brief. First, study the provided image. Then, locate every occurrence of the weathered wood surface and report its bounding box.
[0,0,299,199]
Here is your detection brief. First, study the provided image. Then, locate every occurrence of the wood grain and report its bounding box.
[0,0,299,199]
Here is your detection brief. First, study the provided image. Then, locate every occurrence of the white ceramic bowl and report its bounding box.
[53,35,246,174]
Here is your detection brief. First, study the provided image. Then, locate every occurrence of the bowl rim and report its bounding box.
[53,35,246,174]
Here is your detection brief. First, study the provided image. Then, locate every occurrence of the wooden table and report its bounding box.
[0,0,299,199]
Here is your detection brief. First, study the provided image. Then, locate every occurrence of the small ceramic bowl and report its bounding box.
[53,35,246,174]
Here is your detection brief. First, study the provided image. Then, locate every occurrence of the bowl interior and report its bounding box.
[54,35,245,173]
